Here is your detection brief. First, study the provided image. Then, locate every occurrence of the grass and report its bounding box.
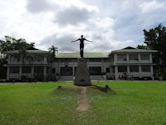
[0,81,166,125]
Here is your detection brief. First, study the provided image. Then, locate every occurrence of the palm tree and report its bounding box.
[48,45,58,81]
[48,45,58,62]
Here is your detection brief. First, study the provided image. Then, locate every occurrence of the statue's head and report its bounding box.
[81,35,83,38]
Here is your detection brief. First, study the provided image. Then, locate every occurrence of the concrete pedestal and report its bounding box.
[74,58,92,86]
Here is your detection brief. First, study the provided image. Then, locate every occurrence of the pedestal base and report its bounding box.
[74,58,92,86]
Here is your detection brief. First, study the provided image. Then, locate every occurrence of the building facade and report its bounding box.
[6,50,49,81]
[109,48,157,80]
[0,52,6,79]
[5,47,157,81]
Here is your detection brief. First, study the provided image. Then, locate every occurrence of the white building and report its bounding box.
[5,47,157,81]
[110,47,157,80]
[6,50,49,81]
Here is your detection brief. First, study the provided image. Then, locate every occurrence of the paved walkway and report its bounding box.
[76,87,89,112]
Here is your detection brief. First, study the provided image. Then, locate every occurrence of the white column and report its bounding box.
[151,65,154,80]
[127,54,129,62]
[114,54,118,80]
[138,53,141,62]
[44,57,47,63]
[114,54,117,64]
[103,65,106,80]
[150,53,153,63]
[31,66,34,79]
[127,65,130,78]
[139,65,142,78]
[115,66,118,80]
[72,66,75,80]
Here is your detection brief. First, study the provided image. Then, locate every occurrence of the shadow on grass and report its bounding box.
[91,85,116,95]
[51,85,116,96]
[52,86,80,96]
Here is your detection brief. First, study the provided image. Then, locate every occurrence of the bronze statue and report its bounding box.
[72,35,92,58]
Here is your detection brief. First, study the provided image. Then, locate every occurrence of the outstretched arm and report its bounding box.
[85,39,93,42]
[71,39,79,42]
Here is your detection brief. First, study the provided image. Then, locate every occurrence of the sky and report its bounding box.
[0,0,166,52]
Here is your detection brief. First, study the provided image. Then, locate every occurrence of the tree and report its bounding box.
[137,45,147,49]
[12,39,35,51]
[48,45,58,62]
[0,36,36,80]
[143,24,166,79]
[0,39,12,52]
[48,45,58,81]
[0,36,36,53]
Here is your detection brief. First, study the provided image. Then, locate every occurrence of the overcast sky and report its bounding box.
[0,0,166,52]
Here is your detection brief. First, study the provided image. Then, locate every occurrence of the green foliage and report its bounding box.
[144,24,166,50]
[48,45,58,62]
[143,24,166,79]
[137,44,147,49]
[143,24,166,56]
[0,81,166,125]
[0,36,36,53]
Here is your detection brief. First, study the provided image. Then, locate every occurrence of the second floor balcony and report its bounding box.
[8,55,48,65]
[116,53,152,64]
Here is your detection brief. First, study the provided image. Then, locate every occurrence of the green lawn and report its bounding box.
[0,81,166,125]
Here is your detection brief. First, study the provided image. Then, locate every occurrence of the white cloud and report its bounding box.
[26,0,54,13]
[140,0,165,13]
[54,5,97,26]
[52,0,98,12]
[0,0,166,52]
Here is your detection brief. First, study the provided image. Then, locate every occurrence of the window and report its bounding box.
[58,58,73,62]
[103,58,110,62]
[118,66,127,72]
[34,66,44,73]
[60,67,73,76]
[22,66,31,73]
[10,66,19,73]
[130,65,139,72]
[112,67,115,73]
[89,67,102,75]
[52,68,56,73]
[109,56,114,62]
[74,67,77,75]
[117,54,127,61]
[141,65,151,72]
[140,54,150,61]
[106,68,110,73]
[26,56,33,62]
[88,58,102,62]
[36,55,44,62]
[11,55,20,62]
[129,54,138,61]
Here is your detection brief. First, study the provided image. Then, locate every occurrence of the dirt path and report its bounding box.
[76,87,89,112]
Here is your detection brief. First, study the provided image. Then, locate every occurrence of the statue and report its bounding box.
[72,35,92,86]
[72,35,92,58]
